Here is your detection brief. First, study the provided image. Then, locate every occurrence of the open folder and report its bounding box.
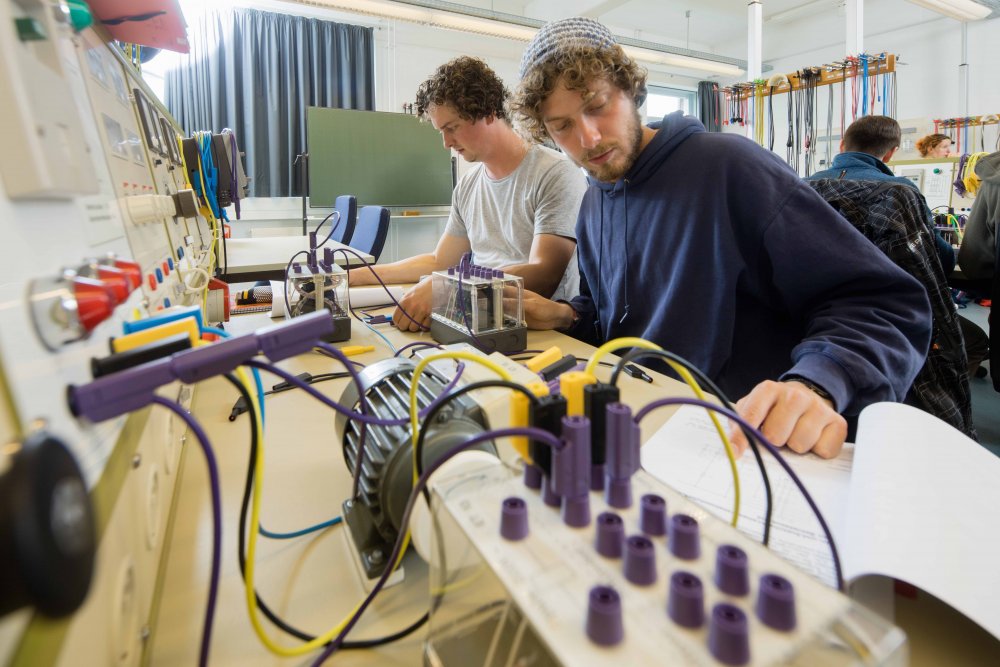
[642,401,1000,641]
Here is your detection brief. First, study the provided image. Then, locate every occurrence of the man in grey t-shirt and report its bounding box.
[348,57,586,331]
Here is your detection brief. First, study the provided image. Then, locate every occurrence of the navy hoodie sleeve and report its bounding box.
[755,176,933,413]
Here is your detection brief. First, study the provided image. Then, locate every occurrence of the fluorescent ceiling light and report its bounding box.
[303,0,743,76]
[905,0,991,21]
[623,46,743,77]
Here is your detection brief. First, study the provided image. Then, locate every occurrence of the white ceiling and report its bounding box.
[431,0,988,61]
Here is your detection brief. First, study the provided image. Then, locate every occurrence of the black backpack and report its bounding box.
[809,179,975,438]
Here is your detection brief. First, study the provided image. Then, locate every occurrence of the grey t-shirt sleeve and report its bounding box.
[532,159,587,239]
[443,184,469,238]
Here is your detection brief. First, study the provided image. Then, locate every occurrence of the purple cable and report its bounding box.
[330,247,430,332]
[309,426,563,666]
[633,397,844,592]
[151,396,220,667]
[283,250,311,317]
[315,210,343,248]
[455,266,491,353]
[246,358,466,429]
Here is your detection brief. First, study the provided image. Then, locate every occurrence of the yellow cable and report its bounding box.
[235,366,364,656]
[585,337,741,526]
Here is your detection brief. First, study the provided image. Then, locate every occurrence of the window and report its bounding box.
[643,86,697,123]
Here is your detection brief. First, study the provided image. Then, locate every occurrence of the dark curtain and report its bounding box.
[698,81,721,132]
[164,8,374,197]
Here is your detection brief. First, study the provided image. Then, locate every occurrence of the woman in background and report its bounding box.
[917,133,953,158]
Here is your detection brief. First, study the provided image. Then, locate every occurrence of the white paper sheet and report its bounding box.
[641,405,854,588]
[849,402,1000,640]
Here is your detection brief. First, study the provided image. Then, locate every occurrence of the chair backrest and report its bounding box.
[809,178,975,436]
[350,206,391,262]
[331,195,358,245]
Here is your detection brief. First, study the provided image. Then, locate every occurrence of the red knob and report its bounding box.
[112,259,142,291]
[162,260,170,276]
[72,277,115,332]
[96,266,130,304]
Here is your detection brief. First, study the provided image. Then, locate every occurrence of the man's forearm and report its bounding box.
[350,253,440,284]
[497,261,564,298]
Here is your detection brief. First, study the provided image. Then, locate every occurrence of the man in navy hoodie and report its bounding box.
[512,18,931,459]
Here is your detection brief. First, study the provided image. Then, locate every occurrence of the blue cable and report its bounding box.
[362,318,397,353]
[197,133,221,220]
[202,325,267,424]
[259,516,342,540]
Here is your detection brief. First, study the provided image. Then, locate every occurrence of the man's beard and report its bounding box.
[582,108,644,182]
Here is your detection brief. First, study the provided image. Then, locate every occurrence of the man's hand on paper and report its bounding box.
[729,380,847,459]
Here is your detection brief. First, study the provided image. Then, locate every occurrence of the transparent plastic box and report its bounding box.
[430,263,526,353]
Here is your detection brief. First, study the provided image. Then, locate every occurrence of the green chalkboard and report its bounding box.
[306,107,454,208]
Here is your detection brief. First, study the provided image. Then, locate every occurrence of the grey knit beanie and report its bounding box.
[519,17,617,80]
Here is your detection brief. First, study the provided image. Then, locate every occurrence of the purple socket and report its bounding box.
[555,416,592,527]
[669,514,701,560]
[541,475,561,507]
[523,463,542,489]
[323,247,333,264]
[708,603,751,665]
[715,545,750,597]
[562,495,590,528]
[639,494,668,536]
[604,403,638,508]
[623,535,657,586]
[595,512,625,558]
[668,571,705,628]
[586,586,624,646]
[447,266,455,275]
[500,496,529,541]
[292,262,302,273]
[308,230,317,249]
[756,574,796,631]
[590,463,606,491]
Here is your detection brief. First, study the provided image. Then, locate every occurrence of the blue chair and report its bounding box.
[350,206,391,262]
[330,195,357,245]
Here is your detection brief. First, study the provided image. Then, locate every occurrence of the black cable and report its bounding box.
[222,374,429,647]
[414,380,542,503]
[228,372,353,421]
[605,350,774,547]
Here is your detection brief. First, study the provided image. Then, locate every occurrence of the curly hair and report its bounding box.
[415,56,509,122]
[512,44,647,143]
[916,133,951,157]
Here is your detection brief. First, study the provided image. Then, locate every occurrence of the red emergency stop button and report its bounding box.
[113,259,142,291]
[96,266,130,304]
[72,277,115,332]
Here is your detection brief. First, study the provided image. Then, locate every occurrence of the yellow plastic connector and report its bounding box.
[509,381,550,461]
[110,317,200,353]
[523,346,563,373]
[560,370,597,416]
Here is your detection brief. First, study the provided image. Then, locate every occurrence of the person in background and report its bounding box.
[348,56,586,331]
[917,133,953,158]
[957,150,998,385]
[810,116,955,268]
[512,17,932,459]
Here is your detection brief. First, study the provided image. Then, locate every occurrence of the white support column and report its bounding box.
[846,0,863,55]
[959,22,969,119]
[747,0,762,80]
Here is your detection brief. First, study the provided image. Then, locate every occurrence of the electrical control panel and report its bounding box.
[426,464,907,666]
[0,6,212,665]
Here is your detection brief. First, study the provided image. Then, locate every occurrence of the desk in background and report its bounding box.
[219,237,374,282]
